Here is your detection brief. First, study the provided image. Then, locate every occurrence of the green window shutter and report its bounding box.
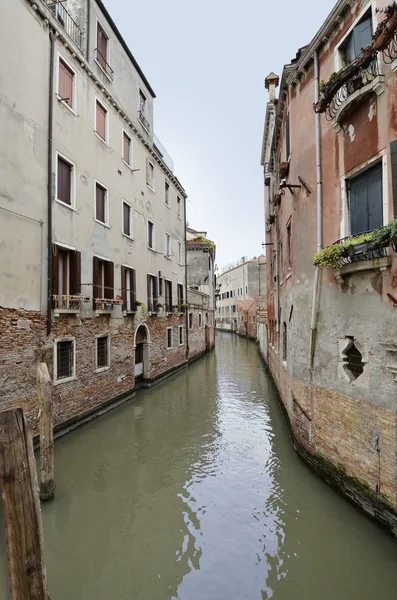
[390,141,397,219]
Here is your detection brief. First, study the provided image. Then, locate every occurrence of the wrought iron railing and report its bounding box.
[138,109,150,131]
[332,231,387,267]
[94,298,122,311]
[94,48,114,81]
[46,2,83,51]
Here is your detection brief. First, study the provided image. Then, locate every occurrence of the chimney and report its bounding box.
[265,72,280,103]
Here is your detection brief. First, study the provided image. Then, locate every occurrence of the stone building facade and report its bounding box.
[260,0,397,533]
[237,297,266,339]
[216,257,266,333]
[0,0,193,433]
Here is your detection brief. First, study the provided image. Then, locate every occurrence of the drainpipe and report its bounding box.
[184,198,189,361]
[309,51,323,369]
[46,29,55,336]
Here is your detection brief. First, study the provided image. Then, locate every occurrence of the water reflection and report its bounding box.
[1,332,397,599]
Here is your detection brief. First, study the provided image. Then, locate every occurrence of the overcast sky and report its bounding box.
[106,0,336,268]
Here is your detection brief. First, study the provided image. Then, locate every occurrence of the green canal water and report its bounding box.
[1,332,397,599]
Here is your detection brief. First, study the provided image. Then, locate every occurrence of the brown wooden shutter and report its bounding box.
[123,202,130,236]
[123,133,130,164]
[97,24,108,68]
[131,269,136,310]
[96,102,106,140]
[57,156,71,205]
[104,261,114,299]
[120,266,126,310]
[93,256,99,309]
[96,184,106,222]
[59,59,73,107]
[52,244,59,306]
[146,158,150,185]
[70,251,81,295]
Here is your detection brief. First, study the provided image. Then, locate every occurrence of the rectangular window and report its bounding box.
[177,283,184,307]
[57,154,73,206]
[348,161,383,235]
[287,222,292,269]
[93,257,114,308]
[178,241,182,264]
[282,322,287,361]
[139,90,149,130]
[121,266,136,312]
[188,313,193,329]
[147,274,158,312]
[165,181,170,206]
[285,113,290,161]
[158,277,163,297]
[341,12,373,65]
[148,220,155,249]
[146,159,155,189]
[179,325,183,345]
[95,100,107,142]
[199,313,202,328]
[96,335,109,369]
[165,280,172,312]
[177,196,181,217]
[167,327,172,349]
[55,339,75,382]
[122,131,132,165]
[97,22,109,71]
[95,182,108,225]
[245,285,248,294]
[165,233,171,258]
[58,57,74,108]
[123,201,132,237]
[52,245,81,305]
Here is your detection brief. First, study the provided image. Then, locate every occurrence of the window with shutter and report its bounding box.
[96,100,107,141]
[177,196,181,217]
[95,183,107,224]
[148,220,154,249]
[97,23,108,70]
[123,202,132,237]
[123,132,131,165]
[165,181,170,205]
[390,141,397,219]
[59,58,74,107]
[348,162,383,235]
[57,155,72,206]
[342,13,373,64]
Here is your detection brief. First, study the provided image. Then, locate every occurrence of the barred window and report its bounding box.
[97,335,109,369]
[55,339,74,381]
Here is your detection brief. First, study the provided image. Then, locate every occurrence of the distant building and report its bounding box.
[216,257,266,334]
[186,228,216,356]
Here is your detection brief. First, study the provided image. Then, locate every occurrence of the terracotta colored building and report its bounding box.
[260,0,397,534]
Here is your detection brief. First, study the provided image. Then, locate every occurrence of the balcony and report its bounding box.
[94,298,122,315]
[153,135,174,172]
[45,2,83,52]
[94,48,114,81]
[53,294,90,316]
[138,109,150,132]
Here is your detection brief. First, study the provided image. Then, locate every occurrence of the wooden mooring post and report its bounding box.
[36,363,55,501]
[0,408,49,599]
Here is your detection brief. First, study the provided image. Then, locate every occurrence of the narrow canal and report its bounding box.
[2,332,397,599]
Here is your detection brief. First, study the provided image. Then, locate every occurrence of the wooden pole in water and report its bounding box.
[0,408,49,600]
[36,362,55,501]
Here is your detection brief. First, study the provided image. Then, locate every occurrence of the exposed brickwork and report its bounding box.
[237,297,265,339]
[146,313,187,378]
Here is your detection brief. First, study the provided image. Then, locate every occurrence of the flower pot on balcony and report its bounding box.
[375,11,397,51]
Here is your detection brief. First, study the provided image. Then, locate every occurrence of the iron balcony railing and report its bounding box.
[46,2,83,51]
[138,109,150,132]
[94,48,114,81]
[332,230,387,268]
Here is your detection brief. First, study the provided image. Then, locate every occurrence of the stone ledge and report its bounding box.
[335,256,391,281]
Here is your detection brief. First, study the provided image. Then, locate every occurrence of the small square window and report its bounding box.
[123,201,132,237]
[96,335,109,369]
[179,326,183,345]
[167,327,172,349]
[55,339,75,382]
[148,220,155,249]
[165,181,170,206]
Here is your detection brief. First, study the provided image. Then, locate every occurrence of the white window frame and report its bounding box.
[334,4,376,72]
[122,199,133,239]
[165,232,171,258]
[177,196,181,219]
[147,219,155,250]
[94,178,110,227]
[199,312,202,328]
[178,325,184,346]
[165,180,170,207]
[53,337,76,385]
[166,326,173,350]
[178,241,182,265]
[95,18,112,81]
[121,129,133,168]
[55,150,76,210]
[56,52,77,115]
[147,159,155,192]
[95,333,110,372]
[94,96,109,145]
